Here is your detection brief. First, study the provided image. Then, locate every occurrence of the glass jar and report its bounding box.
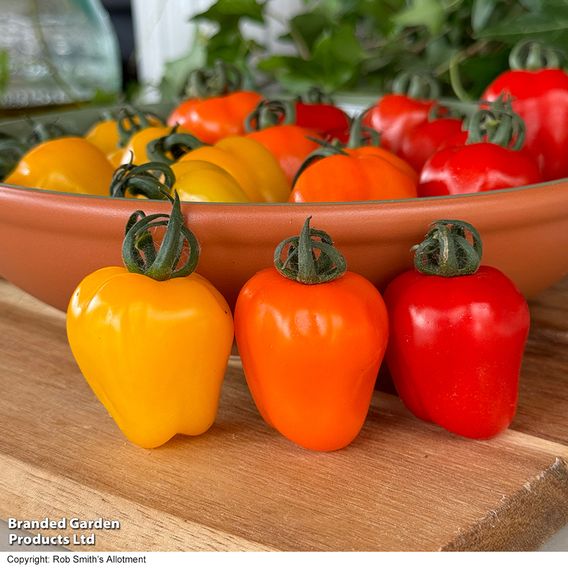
[0,0,122,109]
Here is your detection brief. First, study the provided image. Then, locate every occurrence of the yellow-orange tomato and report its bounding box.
[85,113,164,155]
[175,136,290,202]
[5,137,114,195]
[173,160,250,203]
[246,124,319,185]
[68,266,234,449]
[117,126,173,166]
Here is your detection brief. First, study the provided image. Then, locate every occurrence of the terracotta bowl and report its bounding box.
[1,179,567,312]
[1,106,568,312]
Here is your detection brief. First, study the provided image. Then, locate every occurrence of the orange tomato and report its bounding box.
[246,124,319,185]
[289,147,418,202]
[234,218,389,451]
[168,92,262,144]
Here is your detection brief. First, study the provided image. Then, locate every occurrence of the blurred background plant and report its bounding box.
[160,0,568,101]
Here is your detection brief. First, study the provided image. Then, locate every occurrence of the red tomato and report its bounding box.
[363,94,437,154]
[482,68,568,181]
[418,143,541,197]
[399,117,466,172]
[295,101,351,143]
[384,220,530,439]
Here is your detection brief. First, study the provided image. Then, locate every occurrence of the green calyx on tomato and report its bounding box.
[298,86,334,105]
[110,160,174,200]
[274,216,346,285]
[466,97,526,150]
[509,40,562,71]
[0,133,28,180]
[117,106,152,148]
[392,71,440,101]
[290,111,380,186]
[245,99,296,132]
[146,129,207,165]
[122,190,200,281]
[413,219,482,278]
[185,60,243,99]
[26,121,72,147]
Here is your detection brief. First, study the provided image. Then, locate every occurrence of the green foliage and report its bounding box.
[161,0,568,99]
[0,50,9,94]
[160,0,266,99]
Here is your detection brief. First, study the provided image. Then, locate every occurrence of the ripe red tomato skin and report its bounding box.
[482,69,568,181]
[234,267,389,452]
[418,142,542,197]
[295,102,351,142]
[363,94,436,154]
[384,266,530,439]
[399,118,466,172]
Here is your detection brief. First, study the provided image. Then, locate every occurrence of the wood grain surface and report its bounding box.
[0,278,567,552]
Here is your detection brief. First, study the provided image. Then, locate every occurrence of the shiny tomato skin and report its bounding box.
[399,118,466,172]
[235,268,389,451]
[482,68,568,181]
[295,102,351,142]
[289,148,417,203]
[384,266,530,439]
[418,142,542,197]
[363,94,436,154]
[246,124,319,184]
[168,91,262,144]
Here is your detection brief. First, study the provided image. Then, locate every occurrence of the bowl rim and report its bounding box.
[1,175,567,207]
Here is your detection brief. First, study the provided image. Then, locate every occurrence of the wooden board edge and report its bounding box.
[0,454,277,552]
[442,456,568,551]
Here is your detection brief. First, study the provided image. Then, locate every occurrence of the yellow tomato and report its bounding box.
[85,112,164,156]
[172,160,250,202]
[117,126,173,166]
[5,137,114,195]
[67,267,234,448]
[177,136,290,202]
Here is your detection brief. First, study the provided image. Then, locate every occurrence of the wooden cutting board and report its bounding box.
[0,277,567,552]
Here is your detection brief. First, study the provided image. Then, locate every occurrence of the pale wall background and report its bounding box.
[131,0,303,89]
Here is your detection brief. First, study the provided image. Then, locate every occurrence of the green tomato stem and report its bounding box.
[110,161,175,200]
[245,99,296,132]
[274,216,347,285]
[413,220,482,278]
[122,191,200,281]
[509,40,562,71]
[146,129,206,164]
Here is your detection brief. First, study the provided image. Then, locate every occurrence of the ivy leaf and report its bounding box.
[519,0,568,11]
[257,56,320,94]
[471,0,497,33]
[259,24,365,93]
[475,8,568,39]
[193,0,265,24]
[311,23,366,65]
[392,0,446,35]
[159,34,206,99]
[282,12,332,52]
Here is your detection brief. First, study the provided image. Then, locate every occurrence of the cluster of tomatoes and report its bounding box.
[67,187,530,451]
[9,41,567,453]
[3,41,567,203]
